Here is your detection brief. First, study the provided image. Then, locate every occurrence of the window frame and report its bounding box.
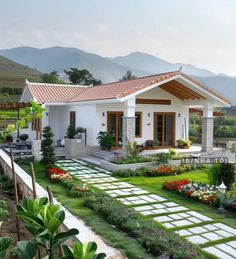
[135,112,142,138]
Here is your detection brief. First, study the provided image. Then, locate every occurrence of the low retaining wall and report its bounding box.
[65,139,99,159]
[101,160,157,172]
[0,150,123,259]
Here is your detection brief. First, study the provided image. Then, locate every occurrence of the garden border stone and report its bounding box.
[101,160,157,172]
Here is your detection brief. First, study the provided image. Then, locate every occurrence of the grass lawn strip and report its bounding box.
[56,159,236,259]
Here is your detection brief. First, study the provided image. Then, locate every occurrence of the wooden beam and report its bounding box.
[136,99,171,105]
[165,82,198,99]
[160,85,186,100]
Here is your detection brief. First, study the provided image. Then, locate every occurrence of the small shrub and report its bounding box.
[176,138,192,148]
[156,152,172,165]
[41,126,56,167]
[125,141,141,157]
[219,163,235,190]
[96,131,116,150]
[208,164,221,185]
[14,156,35,166]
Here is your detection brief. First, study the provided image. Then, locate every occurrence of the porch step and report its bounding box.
[90,151,115,160]
[80,156,103,166]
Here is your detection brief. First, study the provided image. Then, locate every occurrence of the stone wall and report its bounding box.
[122,117,135,148]
[0,150,123,258]
[202,117,214,153]
[32,139,42,161]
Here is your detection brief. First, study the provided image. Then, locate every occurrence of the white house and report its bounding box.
[21,71,231,153]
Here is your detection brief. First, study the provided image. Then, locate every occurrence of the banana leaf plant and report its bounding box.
[16,197,79,259]
[61,241,106,259]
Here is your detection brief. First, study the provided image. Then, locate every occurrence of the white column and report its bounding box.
[202,102,214,153]
[122,97,136,149]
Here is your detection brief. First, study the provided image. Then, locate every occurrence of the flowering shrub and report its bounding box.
[146,164,191,177]
[163,179,190,191]
[48,167,72,182]
[163,179,218,205]
[72,184,90,196]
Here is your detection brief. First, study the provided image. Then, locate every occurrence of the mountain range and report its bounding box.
[0,46,235,104]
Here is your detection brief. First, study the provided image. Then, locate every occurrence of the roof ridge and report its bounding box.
[26,81,88,88]
[89,70,181,88]
[180,72,231,104]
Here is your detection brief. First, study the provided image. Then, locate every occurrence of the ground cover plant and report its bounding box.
[85,192,202,258]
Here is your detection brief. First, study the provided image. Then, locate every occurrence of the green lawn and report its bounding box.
[21,163,236,258]
[22,163,155,259]
[120,168,236,229]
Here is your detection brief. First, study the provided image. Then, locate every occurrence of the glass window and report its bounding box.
[135,112,142,137]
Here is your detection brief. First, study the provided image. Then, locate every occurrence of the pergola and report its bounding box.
[0,102,42,139]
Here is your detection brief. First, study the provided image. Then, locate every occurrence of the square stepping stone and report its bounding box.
[169,214,183,220]
[152,209,168,215]
[164,202,179,207]
[140,210,154,216]
[187,211,212,221]
[134,205,153,212]
[166,206,187,212]
[227,241,236,248]
[204,224,218,231]
[215,244,236,257]
[162,223,174,228]
[187,217,202,224]
[213,223,236,235]
[201,232,222,241]
[203,247,234,259]
[187,235,209,245]
[176,229,192,236]
[154,216,171,223]
[187,226,207,235]
[172,219,192,227]
[106,187,148,197]
[152,204,166,209]
[215,230,233,238]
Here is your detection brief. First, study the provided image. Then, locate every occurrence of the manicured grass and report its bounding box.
[22,163,155,259]
[120,167,236,229]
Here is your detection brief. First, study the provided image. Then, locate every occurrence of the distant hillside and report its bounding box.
[0,46,147,83]
[0,46,236,104]
[108,52,215,77]
[0,55,41,101]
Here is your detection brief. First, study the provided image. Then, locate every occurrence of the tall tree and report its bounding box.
[120,70,137,81]
[64,68,102,85]
[41,70,61,83]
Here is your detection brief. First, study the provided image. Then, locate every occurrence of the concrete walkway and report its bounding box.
[56,159,236,259]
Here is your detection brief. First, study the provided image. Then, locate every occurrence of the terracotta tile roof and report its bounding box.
[69,71,180,102]
[25,71,231,105]
[26,82,87,104]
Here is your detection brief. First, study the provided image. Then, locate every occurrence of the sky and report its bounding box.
[1,0,236,75]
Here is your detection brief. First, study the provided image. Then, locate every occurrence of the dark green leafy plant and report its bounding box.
[14,156,35,166]
[219,163,235,190]
[96,131,115,150]
[61,241,106,259]
[41,126,56,167]
[0,237,12,258]
[66,125,86,139]
[16,197,79,259]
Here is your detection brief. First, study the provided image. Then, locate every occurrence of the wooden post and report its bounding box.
[30,162,37,199]
[17,108,20,139]
[46,186,54,204]
[10,145,20,241]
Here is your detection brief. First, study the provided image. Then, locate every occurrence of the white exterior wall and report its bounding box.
[96,87,190,146]
[49,106,70,141]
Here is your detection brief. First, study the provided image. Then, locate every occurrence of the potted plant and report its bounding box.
[19,133,28,141]
[96,131,116,150]
[176,138,192,149]
[66,125,77,139]
[76,127,86,142]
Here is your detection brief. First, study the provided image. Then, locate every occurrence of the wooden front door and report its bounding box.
[107,112,123,148]
[154,112,175,147]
